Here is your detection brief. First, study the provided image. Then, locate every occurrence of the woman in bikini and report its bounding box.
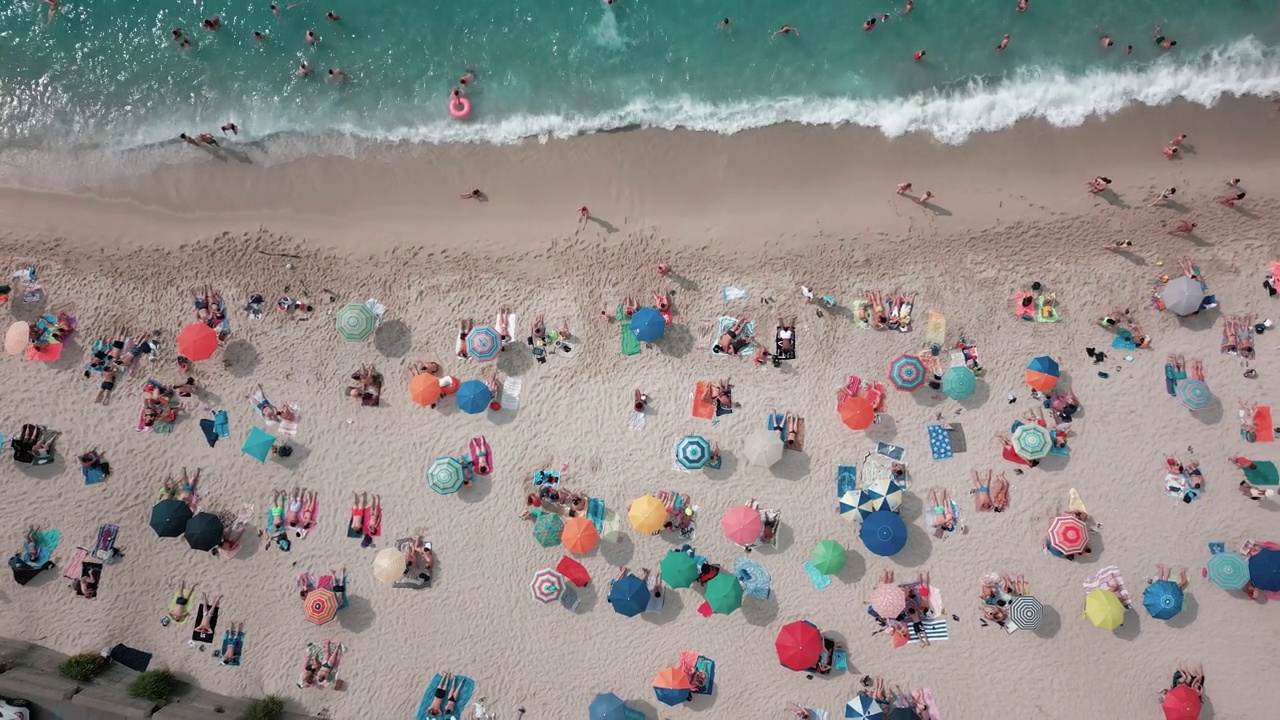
[455,318,473,359]
[530,314,546,342]
[178,468,200,505]
[783,411,803,448]
[927,488,956,534]
[298,490,319,530]
[365,495,382,539]
[865,290,887,329]
[991,473,1010,512]
[349,492,367,536]
[623,296,638,318]
[267,490,287,534]
[654,289,671,317]
[285,488,304,527]
[971,469,993,511]
[298,648,322,688]
[424,673,454,716]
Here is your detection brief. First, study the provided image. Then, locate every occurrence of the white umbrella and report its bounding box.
[372,548,407,585]
[744,428,784,468]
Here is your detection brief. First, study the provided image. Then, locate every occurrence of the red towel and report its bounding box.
[1257,407,1275,443]
[691,382,715,419]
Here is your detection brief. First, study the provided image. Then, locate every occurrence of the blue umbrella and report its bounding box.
[859,510,907,557]
[607,573,650,617]
[1142,580,1184,620]
[455,379,492,414]
[846,692,885,719]
[589,693,627,720]
[241,426,275,462]
[630,307,666,343]
[674,435,712,470]
[1249,548,1280,592]
[150,499,193,538]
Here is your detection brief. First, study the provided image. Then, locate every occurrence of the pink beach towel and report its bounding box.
[61,547,87,581]
[918,688,943,720]
[1082,565,1132,608]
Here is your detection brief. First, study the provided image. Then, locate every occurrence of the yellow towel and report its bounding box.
[924,312,946,346]
[1069,488,1088,516]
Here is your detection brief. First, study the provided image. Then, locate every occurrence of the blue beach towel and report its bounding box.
[587,498,605,534]
[907,619,949,643]
[82,462,106,485]
[1208,542,1225,555]
[804,561,831,590]
[416,674,475,720]
[217,631,244,667]
[712,316,756,356]
[24,529,60,565]
[833,647,848,672]
[1112,336,1137,351]
[837,465,857,498]
[767,412,787,440]
[1049,444,1070,457]
[927,424,953,461]
[694,656,715,695]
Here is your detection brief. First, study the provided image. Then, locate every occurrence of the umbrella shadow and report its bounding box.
[458,473,494,504]
[834,553,867,585]
[957,381,991,411]
[373,320,412,358]
[221,340,260,377]
[229,527,261,561]
[598,537,634,567]
[865,416,898,443]
[625,700,660,719]
[1200,694,1219,720]
[1177,308,1219,332]
[741,595,779,627]
[15,455,66,480]
[703,451,737,480]
[755,523,795,555]
[1190,396,1224,426]
[911,391,945,410]
[496,345,534,376]
[641,591,683,626]
[891,526,933,569]
[273,442,311,469]
[770,451,811,482]
[1033,603,1062,639]
[1075,532,1105,565]
[1113,611,1142,641]
[1166,591,1198,629]
[656,324,694,359]
[336,595,376,633]
[47,337,83,372]
[572,585,599,615]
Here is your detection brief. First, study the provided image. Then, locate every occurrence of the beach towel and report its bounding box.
[278,402,301,438]
[92,524,119,560]
[1257,407,1275,443]
[862,458,894,493]
[1112,335,1137,351]
[218,631,244,666]
[924,312,946,347]
[837,465,857,499]
[1163,363,1185,396]
[850,299,871,329]
[1082,566,1132,608]
[693,656,715,695]
[618,306,642,356]
[1069,488,1088,516]
[305,642,345,690]
[249,389,278,426]
[775,326,797,360]
[498,375,523,412]
[586,498,606,534]
[26,528,60,567]
[416,674,475,720]
[691,382,715,419]
[804,561,832,589]
[109,644,152,673]
[192,603,219,643]
[866,383,886,412]
[712,316,756,356]
[1035,294,1060,322]
[82,462,106,485]
[318,572,350,610]
[629,411,647,432]
[61,547,87,581]
[876,442,906,463]
[927,424,953,461]
[906,619,949,644]
[917,688,943,720]
[722,286,747,301]
[1015,292,1034,321]
[644,576,665,615]
[198,419,219,447]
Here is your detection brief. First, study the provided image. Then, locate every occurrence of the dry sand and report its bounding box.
[0,98,1277,719]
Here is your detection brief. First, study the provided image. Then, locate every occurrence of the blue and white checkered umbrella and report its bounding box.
[674,435,712,470]
[466,326,502,362]
[855,478,905,519]
[838,490,862,523]
[845,692,883,719]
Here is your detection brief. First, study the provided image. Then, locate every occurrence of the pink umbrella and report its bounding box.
[721,504,764,545]
[870,583,907,618]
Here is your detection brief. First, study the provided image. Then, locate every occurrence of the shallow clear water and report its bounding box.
[1,0,1279,154]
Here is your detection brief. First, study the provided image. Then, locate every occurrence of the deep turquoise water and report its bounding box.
[1,1,1280,169]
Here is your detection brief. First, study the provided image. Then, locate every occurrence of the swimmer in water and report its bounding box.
[1125,45,1133,55]
[772,25,798,38]
[203,17,221,31]
[326,11,340,21]
[901,0,914,15]
[46,0,58,24]
[1152,26,1176,50]
[196,133,218,145]
[913,50,926,61]
[863,18,877,31]
[1098,30,1114,48]
[458,69,476,88]
[172,28,184,41]
[1017,0,1028,11]
[221,123,238,136]
[719,18,732,30]
[306,30,317,45]
[298,62,311,77]
[179,133,199,146]
[271,3,280,18]
[328,69,346,84]
[997,33,1010,51]
[253,31,266,42]
[1171,133,1187,145]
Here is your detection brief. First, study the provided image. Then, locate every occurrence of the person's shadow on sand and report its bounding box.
[584,216,619,234]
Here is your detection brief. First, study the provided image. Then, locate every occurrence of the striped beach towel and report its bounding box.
[1082,566,1132,608]
[906,619,949,643]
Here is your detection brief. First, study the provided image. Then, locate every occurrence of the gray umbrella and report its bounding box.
[1162,276,1205,317]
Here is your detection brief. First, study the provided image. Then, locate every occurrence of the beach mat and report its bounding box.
[927,424,953,461]
[923,312,945,347]
[948,422,967,453]
[109,644,152,672]
[691,382,715,419]
[837,465,857,498]
[618,306,641,356]
[1082,565,1132,608]
[804,561,831,590]
[1257,406,1275,443]
[906,619,949,644]
[61,547,87,581]
[498,375,523,413]
[416,674,475,720]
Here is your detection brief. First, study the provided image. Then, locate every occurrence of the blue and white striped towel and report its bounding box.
[907,619,949,643]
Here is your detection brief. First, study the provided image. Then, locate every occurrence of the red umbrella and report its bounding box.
[556,555,590,587]
[722,505,763,545]
[775,620,824,671]
[177,322,219,361]
[1046,514,1088,556]
[1162,685,1202,720]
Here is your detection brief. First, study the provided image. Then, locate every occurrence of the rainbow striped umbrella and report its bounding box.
[888,354,926,391]
[466,326,502,362]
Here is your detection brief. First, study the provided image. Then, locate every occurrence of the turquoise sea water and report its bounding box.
[2,1,1280,165]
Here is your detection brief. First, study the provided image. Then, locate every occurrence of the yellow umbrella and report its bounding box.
[628,494,667,534]
[1084,588,1126,630]
[372,548,407,585]
[4,322,29,355]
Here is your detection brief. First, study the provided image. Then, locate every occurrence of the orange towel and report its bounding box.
[1257,407,1275,443]
[692,382,715,419]
[866,383,886,412]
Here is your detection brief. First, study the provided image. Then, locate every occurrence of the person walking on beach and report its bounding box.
[896,182,913,195]
[1147,187,1177,207]
[917,190,934,205]
[997,34,1010,51]
[772,25,798,38]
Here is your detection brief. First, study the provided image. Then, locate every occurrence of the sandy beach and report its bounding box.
[0,97,1278,719]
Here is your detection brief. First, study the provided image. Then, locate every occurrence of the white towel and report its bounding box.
[499,376,523,412]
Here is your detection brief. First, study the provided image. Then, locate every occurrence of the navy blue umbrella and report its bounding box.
[150,499,193,538]
[630,307,666,343]
[607,573,650,617]
[859,510,907,557]
[184,512,225,551]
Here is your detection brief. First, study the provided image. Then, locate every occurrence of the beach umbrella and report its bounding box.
[303,588,339,625]
[530,568,567,605]
[561,516,599,555]
[885,710,921,720]
[704,573,744,614]
[660,550,699,589]
[465,326,502,362]
[557,555,590,587]
[1084,588,1125,630]
[722,504,763,545]
[372,548,407,585]
[1162,685,1203,720]
[241,426,275,462]
[732,556,773,600]
[869,583,907,618]
[1176,379,1212,411]
[1162,276,1205,317]
[888,354,926,392]
[857,477,905,519]
[630,307,666,342]
[1024,355,1060,391]
[1009,595,1044,630]
[811,540,846,575]
[1205,552,1249,590]
[859,510,908,557]
[775,620,824,671]
[1047,514,1088,556]
[532,514,565,548]
[4,322,29,355]
[845,693,884,719]
[652,667,691,707]
[184,512,225,551]
[1011,423,1051,460]
[335,302,377,341]
[149,499,193,538]
[838,490,863,522]
[177,322,218,361]
[607,573,650,617]
[628,494,667,534]
[455,379,492,414]
[941,365,976,400]
[27,341,62,362]
[839,396,875,431]
[1248,547,1280,592]
[744,428,784,468]
[408,373,442,407]
[589,693,627,720]
[1143,580,1185,620]
[674,435,712,470]
[427,456,465,495]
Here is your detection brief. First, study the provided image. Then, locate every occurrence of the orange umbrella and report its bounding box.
[303,588,339,625]
[408,373,442,406]
[177,322,218,361]
[26,341,62,362]
[561,516,599,555]
[839,396,875,431]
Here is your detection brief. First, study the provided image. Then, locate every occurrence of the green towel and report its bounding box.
[1035,295,1060,323]
[1244,461,1279,486]
[619,306,641,356]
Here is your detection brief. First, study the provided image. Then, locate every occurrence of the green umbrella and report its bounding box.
[659,550,699,589]
[427,457,464,495]
[335,303,377,341]
[704,573,743,614]
[811,540,847,575]
[942,366,976,401]
[532,514,565,548]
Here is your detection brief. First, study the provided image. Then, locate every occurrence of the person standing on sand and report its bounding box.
[578,206,591,220]
[917,190,934,205]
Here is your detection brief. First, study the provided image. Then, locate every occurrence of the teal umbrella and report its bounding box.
[704,573,743,614]
[241,427,275,462]
[674,435,712,470]
[811,540,846,575]
[335,303,377,341]
[1011,423,1051,460]
[942,366,976,400]
[533,514,565,548]
[659,550,699,588]
[1206,552,1248,590]
[427,457,465,495]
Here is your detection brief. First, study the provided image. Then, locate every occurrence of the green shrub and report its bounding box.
[240,696,284,720]
[58,653,108,683]
[127,668,177,703]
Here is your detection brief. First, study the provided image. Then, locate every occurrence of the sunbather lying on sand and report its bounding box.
[715,319,752,354]
[623,296,638,318]
[220,624,244,665]
[777,316,795,353]
[971,469,994,511]
[1177,257,1199,280]
[1189,358,1206,382]
[349,492,367,535]
[866,290,887,329]
[1152,564,1190,590]
[298,646,322,688]
[347,364,382,406]
[455,318,474,359]
[991,473,1009,512]
[927,489,956,534]
[194,594,221,634]
[74,564,100,598]
[174,467,200,505]
[169,579,196,622]
[654,290,671,314]
[93,367,119,405]
[405,536,435,582]
[784,411,805,449]
[785,701,814,719]
[425,672,464,716]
